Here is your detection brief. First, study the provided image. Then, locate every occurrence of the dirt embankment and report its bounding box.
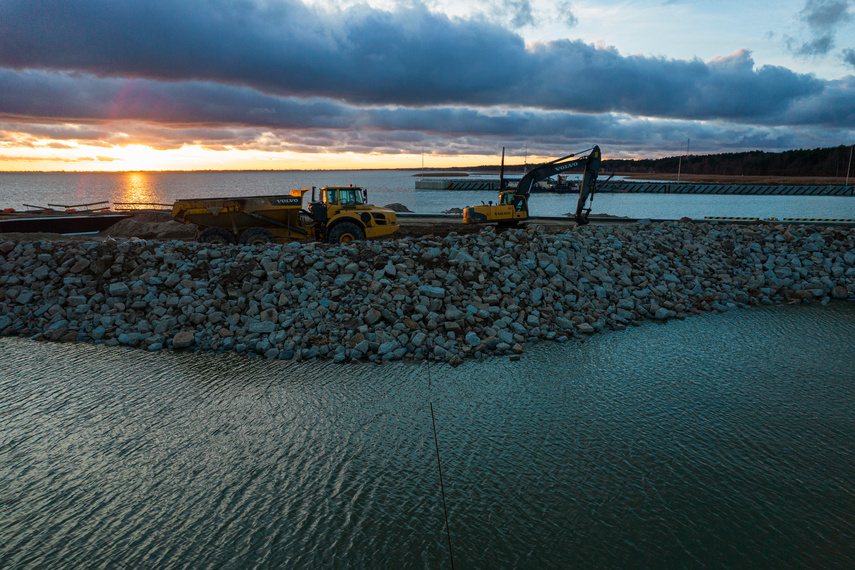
[107,208,482,241]
[106,211,197,239]
[0,208,559,243]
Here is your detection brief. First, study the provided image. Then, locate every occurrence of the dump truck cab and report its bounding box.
[308,186,398,243]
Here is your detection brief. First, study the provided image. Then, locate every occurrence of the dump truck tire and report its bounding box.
[239,227,276,246]
[328,221,365,244]
[198,227,237,245]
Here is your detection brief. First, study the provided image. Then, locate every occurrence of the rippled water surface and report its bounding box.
[2,170,854,219]
[2,303,854,568]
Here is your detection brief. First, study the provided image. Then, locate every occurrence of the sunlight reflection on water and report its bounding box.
[119,172,155,204]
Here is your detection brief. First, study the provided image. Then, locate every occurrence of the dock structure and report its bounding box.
[415,178,511,191]
[597,182,855,196]
[416,177,855,196]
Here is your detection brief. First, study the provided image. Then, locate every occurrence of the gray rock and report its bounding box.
[70,259,90,273]
[411,332,427,347]
[32,266,50,280]
[465,332,480,346]
[109,283,130,297]
[419,285,446,299]
[445,307,465,320]
[173,330,196,349]
[248,320,276,334]
[654,307,674,320]
[260,308,278,323]
[66,295,87,307]
[363,308,382,325]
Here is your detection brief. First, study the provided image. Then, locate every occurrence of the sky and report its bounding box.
[0,0,853,171]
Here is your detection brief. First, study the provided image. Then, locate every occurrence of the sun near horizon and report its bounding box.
[0,142,554,173]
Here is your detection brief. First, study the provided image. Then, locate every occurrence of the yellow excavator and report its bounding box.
[463,145,602,226]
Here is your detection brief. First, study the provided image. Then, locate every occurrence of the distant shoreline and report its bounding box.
[0,169,850,186]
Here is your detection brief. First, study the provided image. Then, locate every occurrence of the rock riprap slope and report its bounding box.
[1,222,853,364]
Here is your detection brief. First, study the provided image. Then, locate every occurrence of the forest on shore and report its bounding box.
[601,145,854,177]
[449,145,854,178]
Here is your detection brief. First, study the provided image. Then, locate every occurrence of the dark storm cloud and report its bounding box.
[786,0,853,56]
[843,48,855,68]
[0,0,835,122]
[1,69,850,138]
[0,69,361,129]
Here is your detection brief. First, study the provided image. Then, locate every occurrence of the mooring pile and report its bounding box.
[1,221,853,364]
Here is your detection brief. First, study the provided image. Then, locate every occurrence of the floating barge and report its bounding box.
[415,176,577,192]
[0,201,132,234]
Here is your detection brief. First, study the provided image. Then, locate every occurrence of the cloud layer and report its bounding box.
[0,0,853,162]
[787,0,853,57]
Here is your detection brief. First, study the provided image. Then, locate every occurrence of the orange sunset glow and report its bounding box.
[0,141,544,172]
[1,0,852,172]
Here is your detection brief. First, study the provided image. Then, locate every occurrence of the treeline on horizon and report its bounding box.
[455,145,854,177]
[602,145,854,177]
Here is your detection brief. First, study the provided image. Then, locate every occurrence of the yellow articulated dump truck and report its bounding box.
[172,186,399,245]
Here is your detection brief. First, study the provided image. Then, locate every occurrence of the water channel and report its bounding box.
[1,303,854,567]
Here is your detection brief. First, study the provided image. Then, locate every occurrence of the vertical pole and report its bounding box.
[846,143,853,187]
[677,141,683,182]
[499,147,505,190]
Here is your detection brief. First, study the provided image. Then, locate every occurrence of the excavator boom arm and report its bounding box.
[512,145,601,224]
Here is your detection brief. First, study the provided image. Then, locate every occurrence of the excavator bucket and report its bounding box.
[574,146,601,224]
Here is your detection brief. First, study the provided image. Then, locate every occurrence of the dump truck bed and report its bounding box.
[171,193,306,234]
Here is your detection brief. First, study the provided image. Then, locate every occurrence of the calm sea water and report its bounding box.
[2,170,854,219]
[2,303,854,568]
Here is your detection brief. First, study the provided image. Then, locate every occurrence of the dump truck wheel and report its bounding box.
[328,221,365,244]
[239,227,276,246]
[198,227,237,245]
